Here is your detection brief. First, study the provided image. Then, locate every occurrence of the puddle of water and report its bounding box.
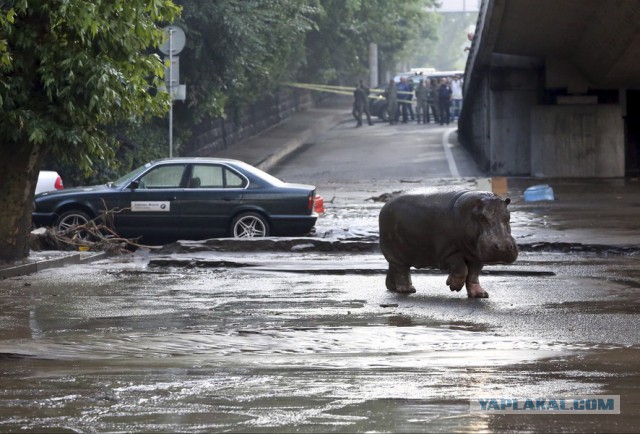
[1,253,639,432]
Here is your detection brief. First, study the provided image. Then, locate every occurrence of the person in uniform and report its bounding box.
[384,79,398,125]
[427,79,440,124]
[415,79,429,124]
[438,78,452,125]
[352,80,373,127]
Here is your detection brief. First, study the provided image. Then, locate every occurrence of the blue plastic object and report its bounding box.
[523,184,555,202]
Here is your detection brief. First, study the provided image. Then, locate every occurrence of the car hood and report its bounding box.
[35,184,113,199]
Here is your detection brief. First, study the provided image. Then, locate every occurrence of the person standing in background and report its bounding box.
[352,79,373,126]
[451,75,463,121]
[415,80,429,124]
[438,78,452,126]
[427,79,439,124]
[397,77,411,123]
[352,81,365,127]
[407,78,416,122]
[384,79,398,125]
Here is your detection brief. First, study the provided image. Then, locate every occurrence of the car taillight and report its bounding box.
[54,176,64,190]
[308,193,314,211]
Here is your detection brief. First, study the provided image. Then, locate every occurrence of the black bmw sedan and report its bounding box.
[32,158,318,241]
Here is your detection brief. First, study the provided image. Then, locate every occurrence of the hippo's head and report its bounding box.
[470,194,518,264]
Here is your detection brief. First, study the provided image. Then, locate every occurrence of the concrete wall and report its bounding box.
[185,88,312,157]
[530,105,625,177]
[488,68,539,175]
[460,73,491,172]
[460,66,539,175]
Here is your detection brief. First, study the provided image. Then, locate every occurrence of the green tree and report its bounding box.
[46,0,321,189]
[0,0,179,261]
[172,0,319,124]
[417,11,477,71]
[301,0,439,85]
[51,0,438,191]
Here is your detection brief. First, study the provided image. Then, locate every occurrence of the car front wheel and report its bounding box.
[231,212,269,238]
[56,210,91,239]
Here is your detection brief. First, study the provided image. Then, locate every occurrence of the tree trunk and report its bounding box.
[0,141,44,262]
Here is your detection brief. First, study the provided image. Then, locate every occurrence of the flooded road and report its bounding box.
[2,120,640,432]
[1,246,639,432]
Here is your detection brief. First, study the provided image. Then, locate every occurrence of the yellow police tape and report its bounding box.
[282,81,414,102]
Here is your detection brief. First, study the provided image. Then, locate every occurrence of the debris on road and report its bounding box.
[366,190,404,202]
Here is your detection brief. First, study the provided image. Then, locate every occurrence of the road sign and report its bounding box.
[159,26,185,55]
[159,25,186,159]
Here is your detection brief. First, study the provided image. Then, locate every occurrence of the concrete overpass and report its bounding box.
[459,0,640,177]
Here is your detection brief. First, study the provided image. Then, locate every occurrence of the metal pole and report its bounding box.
[169,29,173,158]
[369,43,378,88]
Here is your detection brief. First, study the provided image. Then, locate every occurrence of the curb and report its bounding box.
[0,251,108,279]
[256,111,349,172]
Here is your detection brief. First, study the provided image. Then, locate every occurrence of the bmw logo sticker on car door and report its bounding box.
[131,201,171,212]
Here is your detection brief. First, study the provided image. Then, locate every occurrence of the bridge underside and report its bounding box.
[460,0,640,177]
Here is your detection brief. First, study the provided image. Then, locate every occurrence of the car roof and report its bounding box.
[149,157,246,165]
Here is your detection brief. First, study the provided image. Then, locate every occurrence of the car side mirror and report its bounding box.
[128,180,140,190]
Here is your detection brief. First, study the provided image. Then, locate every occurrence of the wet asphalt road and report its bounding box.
[1,120,639,432]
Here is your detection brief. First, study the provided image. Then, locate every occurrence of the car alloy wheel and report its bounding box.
[231,212,269,238]
[56,210,91,240]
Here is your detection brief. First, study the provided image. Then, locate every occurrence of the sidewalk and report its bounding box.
[212,95,353,171]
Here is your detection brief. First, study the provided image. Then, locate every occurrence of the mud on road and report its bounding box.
[1,242,639,432]
[2,178,640,432]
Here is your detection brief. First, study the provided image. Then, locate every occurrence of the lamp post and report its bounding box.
[159,26,186,158]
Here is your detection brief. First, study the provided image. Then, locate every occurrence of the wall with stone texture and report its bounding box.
[184,88,312,157]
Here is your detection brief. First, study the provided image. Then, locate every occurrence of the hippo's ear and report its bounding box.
[504,198,511,206]
[471,198,486,217]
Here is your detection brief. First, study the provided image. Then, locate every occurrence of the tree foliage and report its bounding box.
[301,0,440,84]
[417,11,477,71]
[0,0,179,261]
[172,0,320,123]
[0,0,179,171]
[52,0,442,186]
[0,0,446,261]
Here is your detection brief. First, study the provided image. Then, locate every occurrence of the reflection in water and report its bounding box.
[0,253,637,432]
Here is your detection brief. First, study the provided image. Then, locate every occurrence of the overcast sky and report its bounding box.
[436,0,480,12]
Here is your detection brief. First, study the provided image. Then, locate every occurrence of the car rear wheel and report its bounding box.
[56,210,91,239]
[231,212,269,238]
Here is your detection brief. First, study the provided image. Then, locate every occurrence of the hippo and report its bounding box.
[378,187,518,298]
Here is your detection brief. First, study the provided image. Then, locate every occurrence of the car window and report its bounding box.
[190,165,224,188]
[189,164,246,188]
[112,162,152,188]
[225,168,245,188]
[138,164,186,189]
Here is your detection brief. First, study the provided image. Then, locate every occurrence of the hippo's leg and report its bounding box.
[465,262,488,298]
[444,253,468,292]
[386,262,416,293]
[385,266,397,291]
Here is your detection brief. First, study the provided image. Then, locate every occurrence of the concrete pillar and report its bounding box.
[531,105,625,177]
[369,43,378,88]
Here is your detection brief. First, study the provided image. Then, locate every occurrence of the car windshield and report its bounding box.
[110,162,153,188]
